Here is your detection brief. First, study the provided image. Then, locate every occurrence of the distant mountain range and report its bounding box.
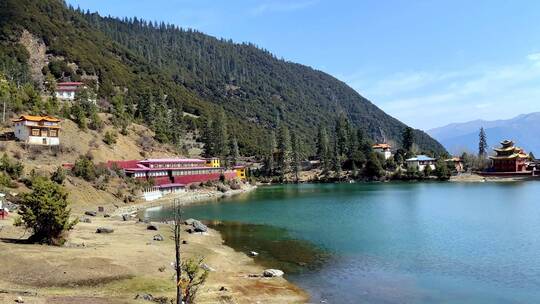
[427,112,540,156]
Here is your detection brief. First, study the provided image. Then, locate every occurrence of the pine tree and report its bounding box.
[229,137,240,166]
[277,124,291,181]
[291,132,301,183]
[316,126,330,172]
[213,109,229,161]
[402,127,414,152]
[201,118,214,157]
[263,131,276,176]
[478,127,488,158]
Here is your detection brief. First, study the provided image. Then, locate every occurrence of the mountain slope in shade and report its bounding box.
[0,0,446,155]
[427,112,540,155]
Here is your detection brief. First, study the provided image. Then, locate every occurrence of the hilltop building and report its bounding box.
[108,158,245,201]
[12,115,61,146]
[373,143,393,160]
[489,140,529,173]
[55,82,83,100]
[406,155,436,172]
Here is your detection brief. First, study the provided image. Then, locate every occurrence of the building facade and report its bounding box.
[406,155,436,172]
[13,115,61,146]
[108,158,241,201]
[55,82,83,100]
[489,140,529,173]
[373,143,393,160]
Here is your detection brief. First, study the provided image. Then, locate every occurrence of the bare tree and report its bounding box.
[172,199,182,304]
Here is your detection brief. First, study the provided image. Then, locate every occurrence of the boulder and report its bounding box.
[153,234,164,241]
[134,293,153,301]
[192,220,208,232]
[263,269,284,277]
[96,227,114,234]
[184,218,196,225]
[182,240,188,245]
[103,214,111,218]
[249,251,259,257]
[147,223,159,231]
[122,214,130,221]
[15,296,24,303]
[98,206,104,212]
[84,211,97,217]
[79,217,92,223]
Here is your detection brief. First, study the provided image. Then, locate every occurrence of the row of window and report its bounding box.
[172,169,221,176]
[148,163,205,169]
[133,168,223,178]
[31,128,58,137]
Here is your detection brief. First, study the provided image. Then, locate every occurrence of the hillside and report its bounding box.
[428,112,540,155]
[0,0,446,155]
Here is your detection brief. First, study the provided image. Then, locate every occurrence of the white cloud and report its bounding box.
[340,53,540,130]
[250,0,317,16]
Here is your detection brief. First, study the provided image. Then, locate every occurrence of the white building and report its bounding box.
[13,115,61,146]
[406,155,436,172]
[372,143,393,160]
[55,82,83,100]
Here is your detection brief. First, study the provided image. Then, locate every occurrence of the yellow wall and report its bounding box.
[206,158,220,168]
[235,167,246,179]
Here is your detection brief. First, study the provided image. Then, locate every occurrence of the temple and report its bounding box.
[489,140,529,173]
[108,158,246,201]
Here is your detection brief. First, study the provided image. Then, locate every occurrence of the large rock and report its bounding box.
[84,211,97,217]
[192,220,208,233]
[147,223,159,231]
[122,214,130,221]
[263,269,284,277]
[184,218,196,225]
[96,227,114,234]
[153,234,164,241]
[79,217,92,223]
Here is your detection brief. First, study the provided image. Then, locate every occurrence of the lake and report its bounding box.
[144,182,540,303]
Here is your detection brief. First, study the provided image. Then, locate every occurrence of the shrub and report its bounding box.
[103,130,118,146]
[15,177,77,245]
[0,153,24,179]
[51,166,66,184]
[0,172,16,188]
[72,155,96,181]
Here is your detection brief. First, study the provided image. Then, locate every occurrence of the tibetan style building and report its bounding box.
[108,158,245,201]
[13,115,61,146]
[489,140,529,173]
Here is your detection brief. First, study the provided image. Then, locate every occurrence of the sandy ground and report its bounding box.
[0,186,308,304]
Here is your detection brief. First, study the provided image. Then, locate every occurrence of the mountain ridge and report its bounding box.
[428,112,540,155]
[0,0,446,155]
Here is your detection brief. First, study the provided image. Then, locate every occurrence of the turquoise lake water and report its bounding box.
[145,182,540,303]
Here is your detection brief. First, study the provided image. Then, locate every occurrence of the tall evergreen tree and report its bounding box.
[277,124,291,180]
[229,137,240,166]
[316,126,330,172]
[402,127,414,152]
[291,132,301,183]
[213,109,229,161]
[478,127,488,158]
[264,130,276,176]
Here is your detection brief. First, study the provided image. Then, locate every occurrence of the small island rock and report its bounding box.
[263,269,284,277]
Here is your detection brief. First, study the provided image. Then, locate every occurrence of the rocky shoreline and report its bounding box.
[0,183,309,303]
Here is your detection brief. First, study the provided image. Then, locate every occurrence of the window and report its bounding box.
[49,129,57,137]
[31,129,40,136]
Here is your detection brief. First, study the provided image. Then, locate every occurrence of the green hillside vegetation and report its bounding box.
[0,0,446,160]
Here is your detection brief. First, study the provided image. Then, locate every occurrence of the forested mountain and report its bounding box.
[0,0,446,156]
[428,112,540,155]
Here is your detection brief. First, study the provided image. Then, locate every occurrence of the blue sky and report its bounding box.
[67,0,540,130]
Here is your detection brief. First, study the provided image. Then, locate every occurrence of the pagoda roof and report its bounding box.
[12,115,61,123]
[139,158,206,164]
[373,143,391,149]
[490,153,529,160]
[406,155,436,162]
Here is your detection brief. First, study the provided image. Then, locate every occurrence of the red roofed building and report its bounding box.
[108,158,238,201]
[372,143,393,160]
[55,82,83,100]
